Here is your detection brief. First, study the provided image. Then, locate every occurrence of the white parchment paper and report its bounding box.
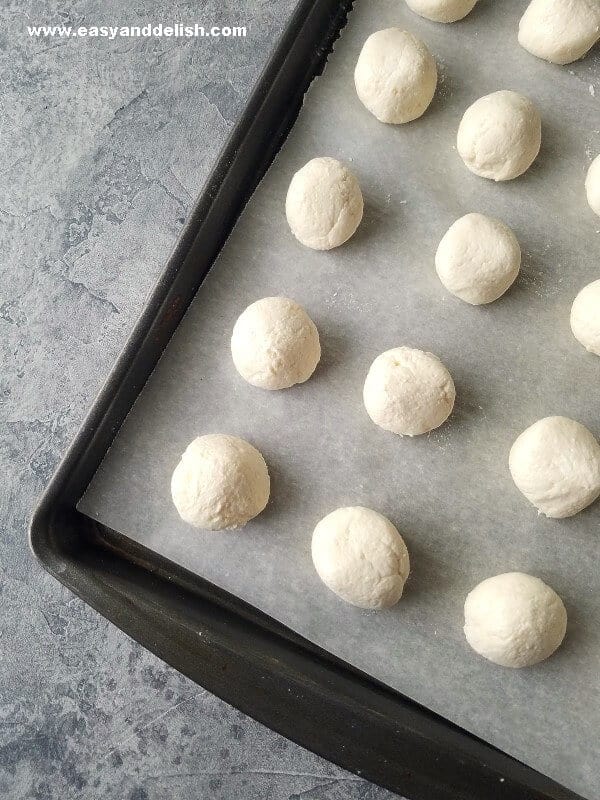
[80,1,600,795]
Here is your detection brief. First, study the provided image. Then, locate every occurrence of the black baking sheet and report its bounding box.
[79,1,599,797]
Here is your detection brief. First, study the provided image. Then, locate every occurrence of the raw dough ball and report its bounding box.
[311,506,410,608]
[509,416,600,518]
[457,91,541,181]
[435,213,521,304]
[464,573,567,668]
[571,280,600,356]
[518,0,600,65]
[231,297,321,389]
[285,157,363,250]
[171,434,270,530]
[585,155,600,217]
[354,29,437,124]
[405,0,478,23]
[363,347,455,436]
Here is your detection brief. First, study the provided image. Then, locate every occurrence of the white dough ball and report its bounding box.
[363,347,455,436]
[354,28,437,124]
[571,280,600,356]
[585,154,600,217]
[457,91,542,181]
[171,434,270,530]
[231,297,321,390]
[311,506,410,609]
[405,0,478,23]
[464,573,567,668]
[435,213,521,304]
[285,157,363,250]
[509,416,600,518]
[518,0,600,65]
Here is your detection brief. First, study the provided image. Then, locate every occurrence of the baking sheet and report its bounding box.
[79,1,600,796]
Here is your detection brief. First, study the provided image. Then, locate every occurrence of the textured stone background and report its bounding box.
[0,1,401,798]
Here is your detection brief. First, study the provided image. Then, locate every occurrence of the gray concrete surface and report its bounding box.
[0,1,401,798]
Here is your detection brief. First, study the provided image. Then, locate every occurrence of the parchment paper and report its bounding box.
[79,1,600,796]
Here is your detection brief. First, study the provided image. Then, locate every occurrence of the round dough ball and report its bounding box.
[363,347,455,436]
[405,0,478,23]
[171,434,270,530]
[285,157,363,250]
[457,91,541,181]
[354,29,437,124]
[435,213,521,304]
[518,0,600,65]
[231,297,321,390]
[464,573,567,668]
[311,506,410,609]
[585,154,600,217]
[509,416,600,518]
[571,280,600,356]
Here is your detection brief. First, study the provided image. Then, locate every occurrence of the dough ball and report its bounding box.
[405,0,478,23]
[435,213,521,304]
[231,297,321,390]
[518,0,600,65]
[464,573,567,668]
[585,154,600,217]
[354,29,437,124]
[571,280,600,356]
[509,416,600,518]
[285,157,363,250]
[363,347,455,436]
[171,434,270,530]
[311,506,410,609]
[457,91,541,181]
